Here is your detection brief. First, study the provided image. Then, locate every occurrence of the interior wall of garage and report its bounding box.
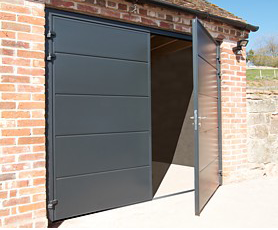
[151,43,194,195]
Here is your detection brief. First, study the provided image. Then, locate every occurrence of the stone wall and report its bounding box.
[246,89,278,179]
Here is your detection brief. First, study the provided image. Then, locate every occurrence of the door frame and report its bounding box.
[45,8,222,221]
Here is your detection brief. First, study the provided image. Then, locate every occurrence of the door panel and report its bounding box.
[55,166,151,220]
[53,16,148,61]
[55,132,150,177]
[55,95,150,135]
[54,54,149,96]
[193,18,221,215]
[197,24,217,68]
[198,58,218,98]
[47,12,152,221]
[198,158,219,209]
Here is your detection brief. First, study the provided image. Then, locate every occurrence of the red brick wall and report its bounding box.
[220,42,248,182]
[0,0,250,227]
[0,0,47,228]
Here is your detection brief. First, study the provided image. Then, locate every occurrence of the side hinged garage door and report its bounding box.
[46,10,152,221]
[192,18,222,216]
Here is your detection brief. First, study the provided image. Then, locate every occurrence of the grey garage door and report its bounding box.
[46,11,152,221]
[192,18,222,215]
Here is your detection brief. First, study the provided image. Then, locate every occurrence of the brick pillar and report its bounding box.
[0,0,47,227]
[220,40,248,183]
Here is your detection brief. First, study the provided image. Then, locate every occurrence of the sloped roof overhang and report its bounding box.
[146,0,259,32]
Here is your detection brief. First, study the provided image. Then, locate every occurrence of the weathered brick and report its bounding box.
[1,75,30,83]
[52,0,74,8]
[33,145,45,152]
[118,3,127,10]
[2,22,31,32]
[19,153,45,161]
[17,120,45,127]
[0,173,16,182]
[0,102,16,109]
[0,31,16,39]
[18,201,45,213]
[2,111,30,118]
[0,138,16,145]
[17,50,44,59]
[33,161,45,168]
[31,110,45,118]
[0,48,14,56]
[5,180,29,189]
[2,57,30,67]
[19,185,45,195]
[2,146,31,155]
[1,3,31,14]
[32,7,45,17]
[18,136,45,145]
[33,128,45,135]
[0,155,15,164]
[2,129,31,136]
[18,32,44,42]
[4,213,32,226]
[2,163,30,172]
[2,40,29,49]
[0,209,10,217]
[32,26,45,34]
[33,178,45,186]
[18,15,45,26]
[0,12,16,21]
[0,84,15,92]
[17,85,44,93]
[0,66,13,73]
[18,102,45,109]
[2,93,30,101]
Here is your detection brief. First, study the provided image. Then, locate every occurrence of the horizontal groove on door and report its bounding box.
[55,51,148,63]
[199,93,218,99]
[55,130,149,138]
[54,93,149,98]
[56,165,150,180]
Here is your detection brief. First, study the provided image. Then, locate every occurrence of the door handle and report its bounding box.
[190,116,207,120]
[190,115,206,128]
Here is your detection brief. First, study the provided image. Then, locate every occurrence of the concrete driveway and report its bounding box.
[55,176,278,228]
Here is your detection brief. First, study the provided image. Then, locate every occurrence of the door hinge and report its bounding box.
[46,53,56,62]
[46,30,56,39]
[217,72,221,79]
[48,199,58,209]
[218,170,223,177]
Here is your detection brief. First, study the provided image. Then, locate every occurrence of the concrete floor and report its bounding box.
[57,165,278,228]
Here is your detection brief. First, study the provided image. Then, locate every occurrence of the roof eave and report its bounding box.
[149,0,259,32]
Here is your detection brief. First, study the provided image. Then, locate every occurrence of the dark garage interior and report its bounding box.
[150,35,194,197]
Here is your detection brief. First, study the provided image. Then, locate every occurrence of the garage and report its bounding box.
[46,9,221,222]
[0,0,262,227]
